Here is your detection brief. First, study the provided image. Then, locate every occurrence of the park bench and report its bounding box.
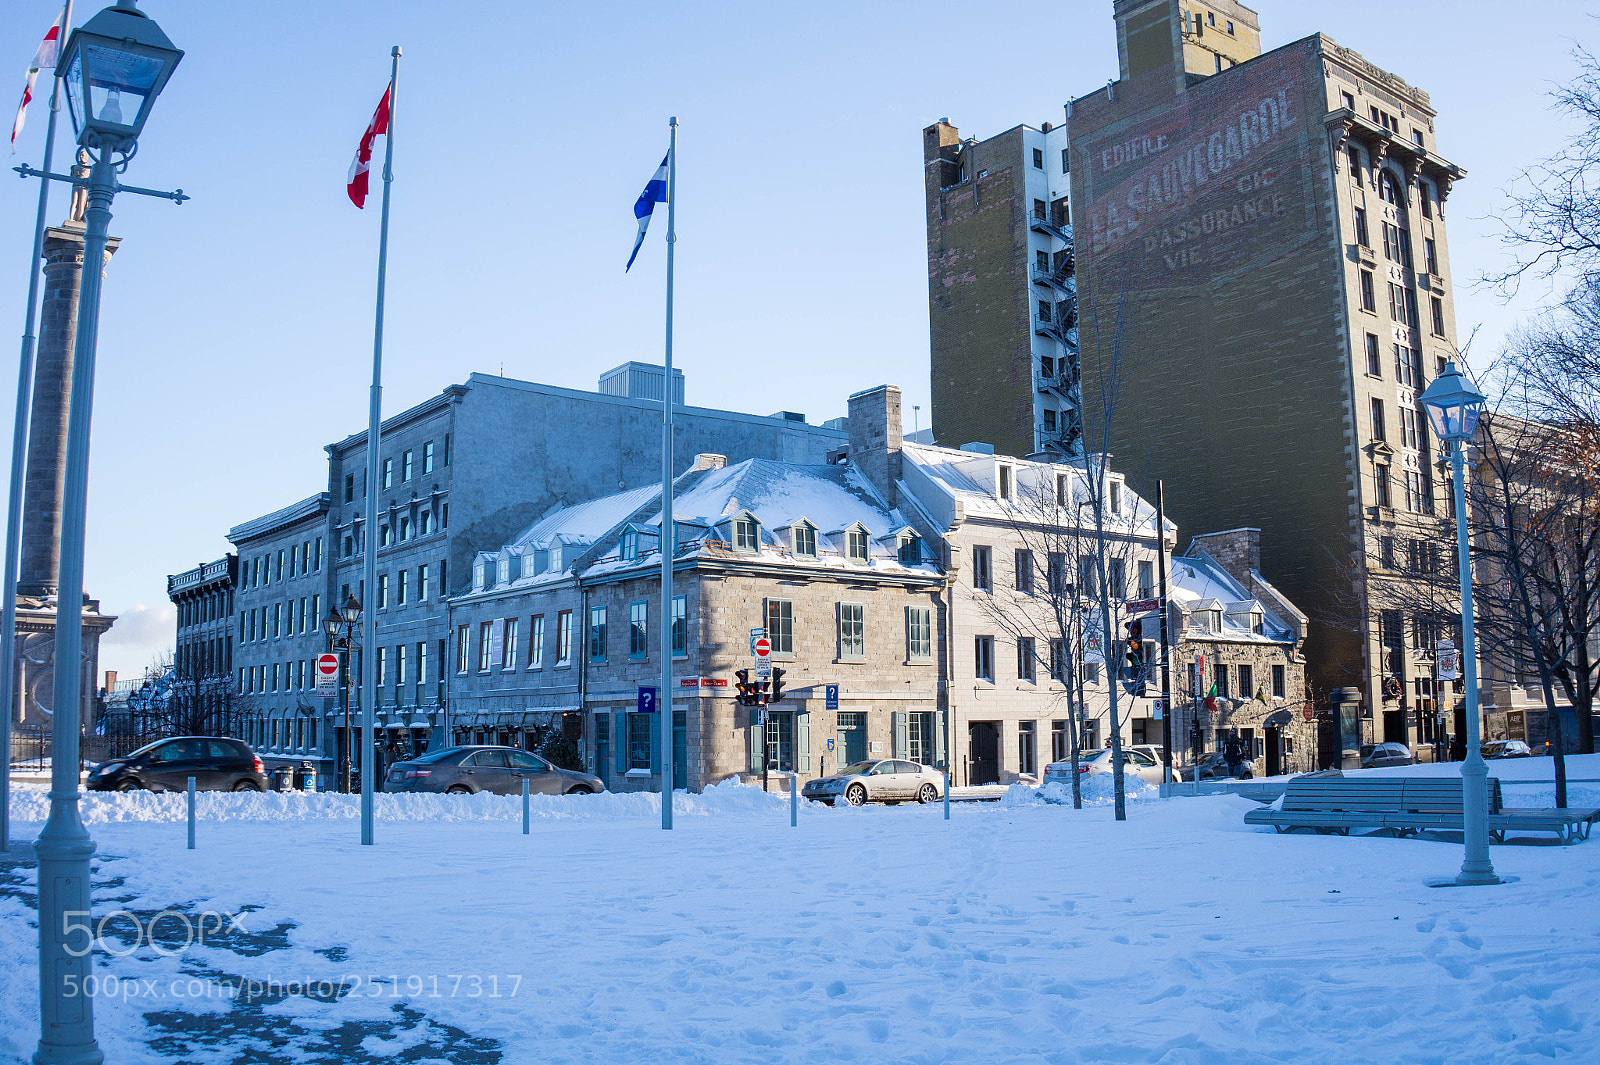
[1243,776,1599,844]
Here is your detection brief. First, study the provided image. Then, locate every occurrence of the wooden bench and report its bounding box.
[1243,776,1600,844]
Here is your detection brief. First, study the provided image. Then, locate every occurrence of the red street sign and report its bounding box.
[316,654,339,677]
[1124,598,1160,614]
[753,637,771,658]
[1302,707,1317,721]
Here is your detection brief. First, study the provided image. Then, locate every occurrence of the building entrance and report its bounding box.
[835,711,866,770]
[968,721,1000,785]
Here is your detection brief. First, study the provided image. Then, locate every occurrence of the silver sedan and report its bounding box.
[802,759,945,806]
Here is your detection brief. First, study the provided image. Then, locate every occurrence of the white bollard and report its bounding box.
[186,776,196,850]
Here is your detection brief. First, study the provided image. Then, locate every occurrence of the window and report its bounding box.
[907,606,932,661]
[396,644,407,686]
[399,517,411,541]
[672,595,688,656]
[1078,554,1098,597]
[1206,11,1214,25]
[628,712,653,771]
[529,614,545,668]
[620,528,639,561]
[456,625,469,672]
[1017,637,1036,682]
[1387,281,1405,323]
[1056,474,1069,506]
[423,440,434,473]
[1272,664,1286,699]
[1214,660,1229,698]
[1431,297,1445,336]
[556,610,572,665]
[1109,482,1122,515]
[442,503,448,529]
[630,601,648,659]
[344,473,355,503]
[1394,343,1419,388]
[397,570,409,605]
[898,534,921,565]
[1404,469,1427,513]
[846,527,868,562]
[1353,206,1369,247]
[343,535,353,558]
[417,563,430,601]
[972,545,992,591]
[1018,720,1037,776]
[1108,558,1126,599]
[1374,464,1392,508]
[375,647,387,687]
[589,606,607,662]
[1032,198,1046,220]
[998,465,1012,500]
[733,516,759,552]
[380,524,392,547]
[1340,91,1355,111]
[1420,181,1434,219]
[1061,147,1069,172]
[1370,397,1386,442]
[1015,549,1034,594]
[377,573,389,609]
[1424,238,1438,275]
[314,537,322,571]
[974,635,995,682]
[1043,409,1058,432]
[767,599,794,655]
[1032,147,1043,169]
[474,621,491,671]
[1360,270,1376,312]
[442,433,450,465]
[400,449,412,482]
[1361,333,1380,377]
[1049,639,1068,682]
[1036,250,1049,273]
[1226,19,1234,33]
[1398,406,1420,450]
[1412,128,1424,147]
[1138,560,1154,600]
[382,457,393,490]
[1038,299,1052,321]
[273,602,282,638]
[838,603,865,659]
[1379,170,1404,206]
[1347,145,1362,183]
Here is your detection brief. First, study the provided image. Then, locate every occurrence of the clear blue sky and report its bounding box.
[0,0,1593,680]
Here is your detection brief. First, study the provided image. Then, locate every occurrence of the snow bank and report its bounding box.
[1002,772,1161,807]
[7,776,805,826]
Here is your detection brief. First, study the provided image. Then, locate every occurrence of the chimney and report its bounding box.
[846,385,902,507]
[1189,528,1261,579]
[692,453,726,471]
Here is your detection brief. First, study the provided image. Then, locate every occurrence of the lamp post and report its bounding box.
[324,595,362,794]
[1419,360,1499,887]
[21,4,183,1061]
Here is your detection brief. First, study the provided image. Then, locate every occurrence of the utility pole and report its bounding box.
[1157,480,1174,785]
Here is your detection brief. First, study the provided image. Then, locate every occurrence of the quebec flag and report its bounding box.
[627,152,669,272]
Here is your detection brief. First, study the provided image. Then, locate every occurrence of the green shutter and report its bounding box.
[797,712,811,774]
[893,711,908,759]
[934,711,948,768]
[748,708,763,773]
[613,711,626,776]
[649,710,661,774]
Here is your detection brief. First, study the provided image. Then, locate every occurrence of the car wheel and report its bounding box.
[446,784,472,795]
[116,781,140,792]
[565,786,594,795]
[917,784,939,804]
[844,784,867,806]
[231,780,262,792]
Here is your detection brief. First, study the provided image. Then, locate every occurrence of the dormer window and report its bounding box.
[846,527,869,563]
[1109,483,1122,515]
[792,523,816,558]
[898,534,922,565]
[620,529,638,561]
[998,465,1013,500]
[733,516,759,552]
[547,545,563,573]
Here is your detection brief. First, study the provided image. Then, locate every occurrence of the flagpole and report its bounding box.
[2,0,72,853]
[361,45,400,847]
[659,116,677,831]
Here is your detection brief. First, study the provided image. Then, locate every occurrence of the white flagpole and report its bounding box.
[361,45,400,846]
[2,0,72,852]
[659,117,677,831]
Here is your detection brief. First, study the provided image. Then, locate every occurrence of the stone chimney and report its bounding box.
[692,453,726,471]
[1189,528,1261,581]
[847,385,902,507]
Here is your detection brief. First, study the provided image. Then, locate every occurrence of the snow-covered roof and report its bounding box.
[509,483,662,552]
[1169,553,1294,644]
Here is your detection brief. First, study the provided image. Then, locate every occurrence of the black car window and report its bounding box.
[895,761,920,775]
[1127,751,1156,766]
[206,741,239,761]
[869,763,891,775]
[467,751,509,768]
[507,751,548,771]
[413,747,468,765]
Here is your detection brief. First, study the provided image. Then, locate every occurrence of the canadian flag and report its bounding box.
[10,16,62,154]
[347,85,391,208]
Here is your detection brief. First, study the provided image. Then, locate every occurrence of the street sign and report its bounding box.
[1151,698,1164,720]
[678,677,730,689]
[825,684,839,711]
[1302,707,1318,722]
[1124,598,1160,614]
[753,636,771,659]
[637,686,658,714]
[315,653,340,697]
[749,627,766,655]
[756,658,772,679]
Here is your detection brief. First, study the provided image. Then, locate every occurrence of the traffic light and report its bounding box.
[1121,619,1145,697]
[769,667,786,704]
[734,668,752,706]
[755,679,771,706]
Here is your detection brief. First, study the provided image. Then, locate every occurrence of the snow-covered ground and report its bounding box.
[2,766,1598,1065]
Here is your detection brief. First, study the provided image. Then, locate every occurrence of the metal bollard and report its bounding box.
[522,777,530,835]
[790,773,798,827]
[944,770,950,820]
[187,776,196,850]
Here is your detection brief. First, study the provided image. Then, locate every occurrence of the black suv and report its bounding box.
[87,737,268,792]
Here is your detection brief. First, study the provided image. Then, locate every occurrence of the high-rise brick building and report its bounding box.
[929,0,1469,758]
[923,118,1078,461]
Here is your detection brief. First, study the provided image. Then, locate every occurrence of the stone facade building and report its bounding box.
[166,555,238,736]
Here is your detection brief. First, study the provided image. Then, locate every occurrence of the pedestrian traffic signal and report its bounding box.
[769,667,786,704]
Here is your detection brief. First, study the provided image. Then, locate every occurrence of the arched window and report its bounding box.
[1379,170,1406,209]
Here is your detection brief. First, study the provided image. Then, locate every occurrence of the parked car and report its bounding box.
[1177,752,1256,782]
[1044,747,1168,785]
[1482,739,1534,759]
[1360,742,1415,769]
[1129,744,1180,774]
[383,745,603,796]
[801,759,944,806]
[87,737,267,792]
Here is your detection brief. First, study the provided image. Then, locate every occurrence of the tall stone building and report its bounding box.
[1065,0,1468,753]
[927,1,1469,757]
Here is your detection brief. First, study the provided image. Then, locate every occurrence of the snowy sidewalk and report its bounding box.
[3,779,1599,1064]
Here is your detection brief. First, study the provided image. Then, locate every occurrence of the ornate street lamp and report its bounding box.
[324,598,362,793]
[27,7,182,1061]
[1419,360,1500,887]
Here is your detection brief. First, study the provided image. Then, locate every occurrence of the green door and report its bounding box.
[836,711,867,770]
[673,710,687,791]
[595,713,610,790]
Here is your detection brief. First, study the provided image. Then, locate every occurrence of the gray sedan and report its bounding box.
[384,745,603,796]
[802,759,945,806]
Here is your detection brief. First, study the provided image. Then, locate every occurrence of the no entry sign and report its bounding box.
[314,653,340,697]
